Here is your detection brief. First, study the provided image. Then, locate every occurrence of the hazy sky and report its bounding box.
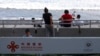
[0,0,100,9]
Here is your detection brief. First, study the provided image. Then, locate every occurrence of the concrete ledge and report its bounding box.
[0,28,100,37]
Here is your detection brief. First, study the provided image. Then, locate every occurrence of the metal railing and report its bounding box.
[0,20,100,37]
[0,20,100,28]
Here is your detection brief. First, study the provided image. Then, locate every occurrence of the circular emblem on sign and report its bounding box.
[86,42,91,47]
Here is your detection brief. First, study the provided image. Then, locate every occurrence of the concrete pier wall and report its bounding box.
[0,28,100,37]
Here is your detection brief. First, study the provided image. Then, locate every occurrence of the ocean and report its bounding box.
[0,8,100,20]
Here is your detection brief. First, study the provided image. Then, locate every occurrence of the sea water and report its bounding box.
[0,9,100,20]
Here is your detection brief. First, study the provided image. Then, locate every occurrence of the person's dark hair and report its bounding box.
[32,17,35,22]
[64,10,69,14]
[25,29,30,33]
[32,17,35,20]
[44,7,48,13]
[77,14,81,19]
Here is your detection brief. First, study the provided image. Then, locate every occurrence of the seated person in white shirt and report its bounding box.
[23,29,32,37]
[73,14,84,26]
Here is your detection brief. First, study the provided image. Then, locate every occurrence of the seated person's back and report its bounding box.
[60,10,73,27]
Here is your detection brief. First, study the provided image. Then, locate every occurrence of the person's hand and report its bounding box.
[59,18,61,20]
[50,24,53,27]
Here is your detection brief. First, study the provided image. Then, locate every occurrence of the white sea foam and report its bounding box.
[0,0,100,9]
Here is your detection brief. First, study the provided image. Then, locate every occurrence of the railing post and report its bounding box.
[90,20,91,28]
[56,23,59,32]
[2,20,4,28]
[78,25,81,34]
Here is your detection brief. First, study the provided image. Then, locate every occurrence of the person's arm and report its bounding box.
[42,14,44,24]
[42,14,44,21]
[49,13,53,26]
[50,16,53,27]
[60,15,64,21]
[61,17,64,21]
